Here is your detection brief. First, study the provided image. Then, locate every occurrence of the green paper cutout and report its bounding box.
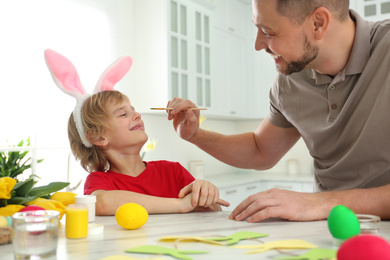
[275,248,337,260]
[204,231,269,245]
[125,245,208,260]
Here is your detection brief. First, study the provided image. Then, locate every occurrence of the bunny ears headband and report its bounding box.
[44,49,133,147]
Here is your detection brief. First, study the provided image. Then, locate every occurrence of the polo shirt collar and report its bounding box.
[310,10,371,85]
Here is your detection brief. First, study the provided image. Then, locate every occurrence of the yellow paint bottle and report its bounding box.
[65,204,88,239]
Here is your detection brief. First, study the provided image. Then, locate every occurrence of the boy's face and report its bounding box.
[102,100,148,152]
[253,0,319,75]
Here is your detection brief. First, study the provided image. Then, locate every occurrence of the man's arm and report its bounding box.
[167,98,301,170]
[229,184,390,222]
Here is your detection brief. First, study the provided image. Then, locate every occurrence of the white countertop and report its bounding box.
[2,211,389,260]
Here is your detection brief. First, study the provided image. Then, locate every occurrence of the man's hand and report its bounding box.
[229,188,330,222]
[166,97,200,141]
[179,179,230,209]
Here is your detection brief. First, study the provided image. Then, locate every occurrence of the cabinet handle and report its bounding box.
[274,185,293,190]
[225,189,237,194]
[246,186,257,190]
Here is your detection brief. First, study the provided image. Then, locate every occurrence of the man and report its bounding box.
[167,0,390,222]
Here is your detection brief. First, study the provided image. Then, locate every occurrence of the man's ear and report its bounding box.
[310,7,330,40]
[87,132,108,147]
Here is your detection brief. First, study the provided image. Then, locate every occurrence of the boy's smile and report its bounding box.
[103,101,148,150]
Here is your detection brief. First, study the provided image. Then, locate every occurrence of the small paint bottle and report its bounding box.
[75,195,96,222]
[65,204,88,239]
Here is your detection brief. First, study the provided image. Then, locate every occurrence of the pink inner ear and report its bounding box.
[45,49,85,95]
[98,56,133,91]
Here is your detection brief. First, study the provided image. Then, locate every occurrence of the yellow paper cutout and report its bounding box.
[232,239,317,254]
[159,235,224,245]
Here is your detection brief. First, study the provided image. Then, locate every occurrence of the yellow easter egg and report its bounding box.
[115,203,148,230]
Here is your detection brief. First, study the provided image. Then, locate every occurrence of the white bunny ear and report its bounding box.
[94,56,133,93]
[44,49,87,101]
[44,49,92,147]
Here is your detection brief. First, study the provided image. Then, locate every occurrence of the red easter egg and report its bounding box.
[19,205,46,212]
[337,235,390,260]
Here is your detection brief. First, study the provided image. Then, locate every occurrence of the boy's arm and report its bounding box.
[92,189,197,215]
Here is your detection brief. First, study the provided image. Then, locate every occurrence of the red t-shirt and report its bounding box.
[84,160,195,198]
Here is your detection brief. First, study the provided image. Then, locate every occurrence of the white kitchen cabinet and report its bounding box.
[219,178,313,211]
[355,0,390,21]
[213,0,250,38]
[262,181,302,192]
[132,0,212,114]
[132,0,270,119]
[248,25,277,119]
[262,180,314,193]
[210,0,261,119]
[220,182,262,210]
[211,28,249,118]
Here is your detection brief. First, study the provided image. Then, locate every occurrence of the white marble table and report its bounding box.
[2,211,390,260]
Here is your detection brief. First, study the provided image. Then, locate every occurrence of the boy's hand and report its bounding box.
[178,193,225,213]
[179,180,230,208]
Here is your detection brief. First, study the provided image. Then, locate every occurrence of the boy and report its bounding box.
[44,49,229,216]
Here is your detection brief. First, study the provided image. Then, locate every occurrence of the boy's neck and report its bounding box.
[109,156,146,177]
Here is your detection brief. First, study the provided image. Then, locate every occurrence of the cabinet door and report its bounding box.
[213,0,249,38]
[170,1,190,100]
[262,181,302,192]
[169,0,212,109]
[220,182,261,210]
[356,0,390,21]
[194,10,212,108]
[211,28,248,118]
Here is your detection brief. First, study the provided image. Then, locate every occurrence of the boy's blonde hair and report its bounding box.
[68,90,130,173]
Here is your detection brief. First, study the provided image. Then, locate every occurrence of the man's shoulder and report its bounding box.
[370,19,390,45]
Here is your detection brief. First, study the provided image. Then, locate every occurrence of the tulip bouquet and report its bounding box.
[0,138,70,217]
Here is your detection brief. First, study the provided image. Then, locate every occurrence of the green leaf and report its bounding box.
[13,178,35,197]
[27,182,70,197]
[0,137,43,179]
[7,193,43,205]
[0,199,7,207]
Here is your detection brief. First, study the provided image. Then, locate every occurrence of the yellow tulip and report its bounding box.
[0,204,25,216]
[145,139,157,152]
[0,177,17,199]
[199,114,207,127]
[50,192,77,206]
[27,198,66,219]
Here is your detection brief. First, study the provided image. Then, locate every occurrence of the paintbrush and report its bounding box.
[150,107,207,111]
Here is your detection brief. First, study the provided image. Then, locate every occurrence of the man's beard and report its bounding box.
[278,36,319,75]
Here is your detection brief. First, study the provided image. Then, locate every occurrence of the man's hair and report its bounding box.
[68,90,130,173]
[276,0,350,25]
